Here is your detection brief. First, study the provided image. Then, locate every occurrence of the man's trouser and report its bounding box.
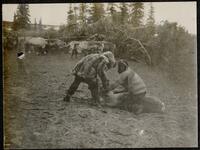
[17,59,27,76]
[71,49,78,58]
[66,75,100,103]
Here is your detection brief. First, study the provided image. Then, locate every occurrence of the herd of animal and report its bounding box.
[16,36,116,56]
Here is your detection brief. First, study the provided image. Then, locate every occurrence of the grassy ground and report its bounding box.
[4,49,197,148]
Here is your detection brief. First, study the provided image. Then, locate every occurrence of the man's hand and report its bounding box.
[113,89,127,94]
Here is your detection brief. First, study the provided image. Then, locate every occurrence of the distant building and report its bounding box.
[42,25,60,30]
[2,21,60,31]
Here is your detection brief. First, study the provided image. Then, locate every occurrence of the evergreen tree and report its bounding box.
[130,2,144,27]
[39,18,42,31]
[107,3,117,23]
[14,4,31,30]
[90,3,105,23]
[67,4,75,25]
[146,3,155,36]
[119,3,129,24]
[12,12,18,31]
[79,3,87,24]
[34,18,37,30]
[73,6,78,24]
[67,4,77,35]
[86,4,93,24]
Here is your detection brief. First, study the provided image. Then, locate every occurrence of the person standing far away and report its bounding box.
[17,38,27,85]
[71,43,79,58]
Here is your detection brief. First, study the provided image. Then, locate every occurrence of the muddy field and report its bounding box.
[4,49,197,148]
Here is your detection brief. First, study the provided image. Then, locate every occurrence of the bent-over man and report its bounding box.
[64,51,116,106]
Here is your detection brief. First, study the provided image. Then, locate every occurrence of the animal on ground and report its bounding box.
[102,91,165,114]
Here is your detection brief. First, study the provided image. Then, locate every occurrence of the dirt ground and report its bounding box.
[4,50,197,148]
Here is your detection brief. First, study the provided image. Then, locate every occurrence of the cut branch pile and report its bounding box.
[112,26,152,65]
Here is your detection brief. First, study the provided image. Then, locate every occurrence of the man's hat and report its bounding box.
[102,51,116,68]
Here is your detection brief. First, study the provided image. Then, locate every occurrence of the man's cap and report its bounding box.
[102,51,116,68]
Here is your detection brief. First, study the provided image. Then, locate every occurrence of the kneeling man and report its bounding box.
[107,59,165,114]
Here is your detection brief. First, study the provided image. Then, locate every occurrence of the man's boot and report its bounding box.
[133,104,143,115]
[63,92,71,102]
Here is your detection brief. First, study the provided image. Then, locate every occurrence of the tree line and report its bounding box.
[65,3,154,36]
[12,3,152,35]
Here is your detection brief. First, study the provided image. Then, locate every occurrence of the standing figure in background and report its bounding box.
[13,32,19,49]
[71,43,79,58]
[17,39,27,81]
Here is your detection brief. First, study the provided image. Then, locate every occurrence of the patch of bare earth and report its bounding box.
[4,50,197,148]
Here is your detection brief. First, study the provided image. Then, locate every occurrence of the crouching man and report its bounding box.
[63,51,116,107]
[107,59,165,114]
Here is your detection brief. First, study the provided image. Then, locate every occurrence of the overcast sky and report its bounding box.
[2,2,197,34]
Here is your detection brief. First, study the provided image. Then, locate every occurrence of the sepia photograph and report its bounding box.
[2,1,197,149]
